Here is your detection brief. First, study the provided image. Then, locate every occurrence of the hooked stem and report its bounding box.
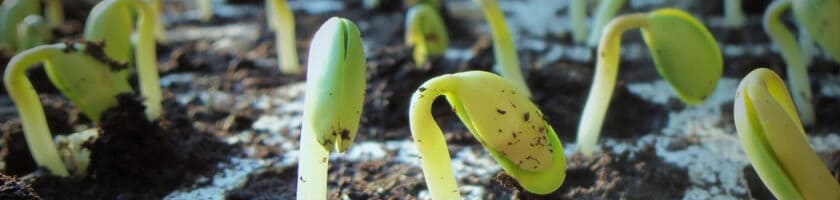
[763,0,815,126]
[576,13,647,156]
[474,0,532,97]
[3,44,70,176]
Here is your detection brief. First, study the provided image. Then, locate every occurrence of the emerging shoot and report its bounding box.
[733,68,840,199]
[724,0,746,27]
[577,8,722,156]
[16,15,50,51]
[296,17,366,200]
[586,0,625,47]
[570,0,587,43]
[3,43,134,176]
[266,0,301,74]
[409,71,566,199]
[199,0,213,22]
[405,4,449,66]
[85,0,162,120]
[44,0,64,29]
[473,0,532,97]
[0,0,40,52]
[763,0,815,126]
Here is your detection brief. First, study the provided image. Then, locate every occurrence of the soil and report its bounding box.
[0,174,39,200]
[1,0,839,199]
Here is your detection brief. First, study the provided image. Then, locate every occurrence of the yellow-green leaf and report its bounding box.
[793,0,840,62]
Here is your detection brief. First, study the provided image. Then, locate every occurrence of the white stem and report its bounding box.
[570,0,587,43]
[296,117,330,200]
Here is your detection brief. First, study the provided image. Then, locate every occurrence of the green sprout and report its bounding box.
[473,0,532,97]
[199,0,213,22]
[733,68,840,199]
[0,0,41,52]
[792,0,840,63]
[405,4,449,66]
[569,0,587,43]
[405,0,442,9]
[586,0,625,47]
[724,0,745,27]
[577,8,722,156]
[296,17,366,200]
[266,0,301,75]
[151,0,167,42]
[44,0,63,29]
[409,71,566,198]
[85,0,162,120]
[4,43,134,176]
[16,15,50,51]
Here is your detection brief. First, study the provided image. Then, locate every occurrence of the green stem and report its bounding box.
[763,0,815,126]
[151,0,167,42]
[408,75,461,199]
[3,44,69,176]
[199,0,213,22]
[570,0,587,43]
[269,0,300,75]
[576,13,646,156]
[725,0,746,27]
[296,117,330,200]
[474,0,531,97]
[44,0,64,29]
[127,0,163,120]
[586,0,625,47]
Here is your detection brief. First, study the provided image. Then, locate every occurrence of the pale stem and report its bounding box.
[408,75,461,199]
[725,0,746,27]
[269,0,301,75]
[128,0,163,120]
[586,0,625,47]
[474,0,532,97]
[570,0,587,43]
[151,0,168,42]
[199,0,213,22]
[296,117,330,200]
[44,0,64,29]
[576,13,646,156]
[3,44,69,176]
[763,0,815,126]
[798,26,815,67]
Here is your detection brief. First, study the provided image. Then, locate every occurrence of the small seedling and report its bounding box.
[724,0,745,27]
[586,0,625,47]
[199,0,213,22]
[0,0,41,52]
[151,0,167,42]
[296,17,366,200]
[44,0,63,29]
[266,0,301,74]
[16,15,50,51]
[733,68,840,199]
[85,0,162,120]
[473,0,532,97]
[409,71,566,198]
[405,4,448,66]
[577,8,722,156]
[570,0,587,43]
[764,0,840,126]
[4,43,134,176]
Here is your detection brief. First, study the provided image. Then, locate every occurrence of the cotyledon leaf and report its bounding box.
[792,0,840,63]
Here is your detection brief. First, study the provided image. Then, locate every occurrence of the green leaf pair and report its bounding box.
[734,68,840,199]
[577,8,722,156]
[409,71,566,199]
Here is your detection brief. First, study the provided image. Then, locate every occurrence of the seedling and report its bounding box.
[151,0,167,42]
[405,0,442,9]
[570,0,587,43]
[266,0,301,74]
[724,0,745,27]
[409,71,566,198]
[44,0,63,29]
[16,15,50,51]
[405,4,448,66]
[296,17,366,200]
[733,68,840,199]
[4,43,134,176]
[586,0,625,47]
[473,0,531,97]
[199,0,213,22]
[763,0,840,126]
[85,0,162,120]
[0,0,40,52]
[577,8,722,156]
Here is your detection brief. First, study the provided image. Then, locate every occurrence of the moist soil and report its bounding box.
[1,0,839,199]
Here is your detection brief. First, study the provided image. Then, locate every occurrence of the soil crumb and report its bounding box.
[0,174,39,200]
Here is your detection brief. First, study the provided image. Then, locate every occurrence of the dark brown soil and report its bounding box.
[226,167,298,200]
[0,174,39,200]
[27,95,235,199]
[493,146,690,199]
